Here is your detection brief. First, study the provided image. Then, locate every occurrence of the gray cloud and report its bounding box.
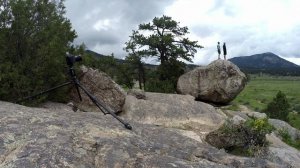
[65,0,300,65]
[65,0,175,58]
[192,25,216,38]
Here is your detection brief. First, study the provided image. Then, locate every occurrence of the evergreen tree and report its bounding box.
[115,62,135,89]
[0,0,76,103]
[132,15,203,65]
[124,38,145,89]
[125,15,203,92]
[263,91,290,121]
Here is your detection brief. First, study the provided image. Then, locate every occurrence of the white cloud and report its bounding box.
[283,57,300,66]
[65,0,174,58]
[65,0,300,65]
[93,19,119,31]
[164,0,300,65]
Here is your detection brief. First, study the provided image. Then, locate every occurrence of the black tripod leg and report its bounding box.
[75,85,82,101]
[76,83,132,130]
[16,81,73,103]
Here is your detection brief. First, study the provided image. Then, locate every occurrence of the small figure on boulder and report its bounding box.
[217,42,221,59]
[223,42,227,60]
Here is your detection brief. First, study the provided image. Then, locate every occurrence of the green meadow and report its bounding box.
[232,75,300,129]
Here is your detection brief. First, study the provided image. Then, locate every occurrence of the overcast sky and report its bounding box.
[65,0,300,65]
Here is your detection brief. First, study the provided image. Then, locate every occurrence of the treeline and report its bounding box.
[241,67,300,76]
[0,0,202,104]
[80,49,196,93]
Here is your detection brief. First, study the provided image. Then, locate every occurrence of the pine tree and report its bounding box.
[124,38,145,89]
[0,0,76,103]
[125,15,203,92]
[263,91,290,121]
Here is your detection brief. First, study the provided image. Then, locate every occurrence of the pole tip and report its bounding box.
[125,123,132,130]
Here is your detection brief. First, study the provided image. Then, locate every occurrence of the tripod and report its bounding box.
[16,54,132,130]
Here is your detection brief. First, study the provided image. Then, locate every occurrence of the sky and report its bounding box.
[65,0,300,65]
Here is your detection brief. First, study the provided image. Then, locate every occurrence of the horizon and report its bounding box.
[65,0,300,65]
[87,49,300,67]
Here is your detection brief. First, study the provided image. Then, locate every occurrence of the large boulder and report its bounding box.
[0,101,290,167]
[177,60,247,104]
[70,66,126,113]
[122,92,227,132]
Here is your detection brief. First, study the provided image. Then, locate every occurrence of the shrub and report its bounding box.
[263,91,290,121]
[144,68,178,93]
[206,117,274,157]
[145,79,176,93]
[244,117,274,146]
[293,104,300,113]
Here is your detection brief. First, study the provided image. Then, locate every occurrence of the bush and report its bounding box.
[145,79,176,93]
[293,104,300,113]
[144,68,178,93]
[206,117,274,157]
[244,117,274,146]
[263,91,290,121]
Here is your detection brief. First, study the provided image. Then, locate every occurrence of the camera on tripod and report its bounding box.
[66,53,82,66]
[16,53,132,130]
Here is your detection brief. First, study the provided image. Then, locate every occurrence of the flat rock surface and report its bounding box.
[0,101,288,168]
[122,92,227,132]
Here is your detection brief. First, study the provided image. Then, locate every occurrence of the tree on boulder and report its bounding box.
[263,91,290,121]
[125,15,203,92]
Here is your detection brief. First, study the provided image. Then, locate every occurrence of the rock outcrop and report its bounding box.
[177,60,247,104]
[127,89,146,100]
[0,101,290,167]
[223,105,268,121]
[70,66,126,112]
[122,92,226,132]
[266,133,300,168]
[269,119,300,141]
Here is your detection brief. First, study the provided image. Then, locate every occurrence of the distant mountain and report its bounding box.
[229,52,299,69]
[85,50,126,64]
[229,52,300,75]
[85,50,107,58]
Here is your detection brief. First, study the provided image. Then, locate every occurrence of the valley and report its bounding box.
[231,74,300,130]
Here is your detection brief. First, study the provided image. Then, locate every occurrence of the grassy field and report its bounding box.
[232,74,300,129]
[233,75,300,112]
